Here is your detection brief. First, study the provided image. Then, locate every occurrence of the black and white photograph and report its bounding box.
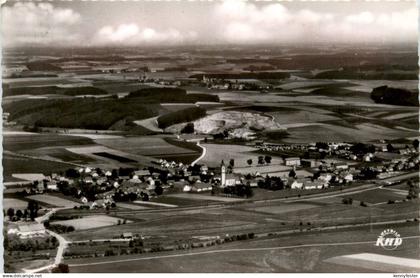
[1,0,419,274]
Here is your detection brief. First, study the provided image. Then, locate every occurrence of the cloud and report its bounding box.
[93,24,197,45]
[212,0,417,44]
[2,2,82,47]
[1,1,417,47]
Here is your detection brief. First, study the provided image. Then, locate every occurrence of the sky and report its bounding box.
[1,0,418,47]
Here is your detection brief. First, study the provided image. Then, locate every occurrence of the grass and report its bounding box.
[93,152,137,163]
[22,148,95,164]
[66,222,419,273]
[3,155,75,182]
[26,194,81,208]
[52,215,127,230]
[151,196,217,207]
[345,188,406,204]
[3,198,28,210]
[3,134,93,152]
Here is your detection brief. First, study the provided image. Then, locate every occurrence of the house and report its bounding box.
[183,184,193,192]
[301,159,320,168]
[80,196,88,203]
[47,182,58,191]
[290,180,304,189]
[335,163,349,170]
[122,232,133,239]
[318,173,332,182]
[304,180,326,190]
[349,154,357,160]
[284,157,301,166]
[134,169,151,177]
[84,177,93,184]
[224,174,238,187]
[343,173,353,183]
[191,183,212,192]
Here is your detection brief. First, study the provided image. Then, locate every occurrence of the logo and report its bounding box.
[375,229,402,250]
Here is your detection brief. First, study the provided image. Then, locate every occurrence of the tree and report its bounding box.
[27,200,39,221]
[247,159,253,166]
[315,142,329,150]
[16,210,23,220]
[258,156,265,165]
[229,159,235,168]
[413,139,419,149]
[244,185,253,198]
[65,168,80,178]
[52,263,69,273]
[407,180,419,199]
[7,208,14,221]
[387,143,395,152]
[181,122,195,134]
[264,155,272,164]
[154,185,163,196]
[288,169,296,178]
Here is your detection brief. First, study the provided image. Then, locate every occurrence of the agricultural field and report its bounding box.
[344,188,407,205]
[66,222,420,273]
[200,144,282,168]
[148,196,220,207]
[246,202,319,214]
[169,193,243,203]
[95,136,197,158]
[52,215,128,230]
[26,194,81,208]
[3,133,94,152]
[3,198,28,210]
[3,154,75,182]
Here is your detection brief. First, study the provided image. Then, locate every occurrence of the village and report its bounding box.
[6,138,419,221]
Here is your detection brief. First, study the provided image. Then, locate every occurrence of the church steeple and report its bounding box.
[221,160,226,187]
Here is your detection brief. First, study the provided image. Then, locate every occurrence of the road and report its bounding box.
[68,234,420,268]
[191,141,207,166]
[24,207,72,273]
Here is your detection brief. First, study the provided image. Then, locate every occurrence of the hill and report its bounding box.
[4,98,161,130]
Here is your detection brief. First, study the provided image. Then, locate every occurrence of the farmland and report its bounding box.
[344,188,407,205]
[66,222,420,273]
[200,144,282,168]
[26,194,81,208]
[52,215,128,230]
[2,42,420,273]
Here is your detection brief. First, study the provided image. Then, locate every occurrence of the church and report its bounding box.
[220,160,240,187]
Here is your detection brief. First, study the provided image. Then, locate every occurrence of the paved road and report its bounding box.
[24,207,72,273]
[191,141,207,166]
[68,234,420,268]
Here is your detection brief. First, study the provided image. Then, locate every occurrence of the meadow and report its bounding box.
[66,222,419,273]
[52,215,128,230]
[26,194,81,208]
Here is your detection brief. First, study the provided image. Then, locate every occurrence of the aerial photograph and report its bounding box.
[1,0,419,274]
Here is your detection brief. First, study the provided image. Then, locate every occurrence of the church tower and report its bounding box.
[221,160,226,187]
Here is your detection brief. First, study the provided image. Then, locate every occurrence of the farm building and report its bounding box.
[301,159,320,168]
[284,157,301,166]
[122,232,133,239]
[335,163,349,170]
[134,169,151,178]
[191,183,212,192]
[290,180,304,189]
[304,180,327,190]
[47,182,58,191]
